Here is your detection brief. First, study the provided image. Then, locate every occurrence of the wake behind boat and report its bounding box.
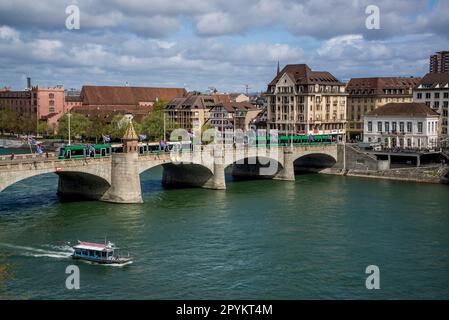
[71,240,132,265]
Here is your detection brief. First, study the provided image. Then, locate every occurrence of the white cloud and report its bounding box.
[0,25,19,41]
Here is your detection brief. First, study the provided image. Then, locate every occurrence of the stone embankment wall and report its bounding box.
[318,145,449,184]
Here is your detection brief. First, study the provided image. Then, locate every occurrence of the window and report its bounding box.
[417,93,422,99]
[49,93,54,99]
[407,139,411,147]
[399,122,404,133]
[385,122,390,132]
[377,122,382,132]
[418,122,423,133]
[435,93,440,99]
[392,122,397,132]
[425,93,431,99]
[444,92,449,99]
[368,121,372,132]
[407,122,412,133]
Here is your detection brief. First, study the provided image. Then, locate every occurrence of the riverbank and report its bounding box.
[318,165,449,185]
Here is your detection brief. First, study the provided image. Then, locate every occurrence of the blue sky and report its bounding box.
[0,0,448,93]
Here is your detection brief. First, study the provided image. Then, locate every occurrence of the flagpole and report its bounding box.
[28,137,32,154]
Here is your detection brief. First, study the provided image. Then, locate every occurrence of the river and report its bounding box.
[0,148,448,299]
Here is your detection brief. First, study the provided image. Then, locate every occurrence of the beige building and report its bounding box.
[206,101,261,132]
[346,77,421,140]
[266,64,347,141]
[164,93,216,133]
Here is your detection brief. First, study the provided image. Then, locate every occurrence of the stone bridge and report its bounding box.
[0,143,338,204]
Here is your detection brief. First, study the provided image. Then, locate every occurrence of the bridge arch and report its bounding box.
[226,156,285,180]
[293,153,337,172]
[57,171,111,200]
[0,160,112,199]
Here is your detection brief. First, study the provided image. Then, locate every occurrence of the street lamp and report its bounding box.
[68,110,71,146]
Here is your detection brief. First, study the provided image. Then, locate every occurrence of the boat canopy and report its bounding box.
[73,241,114,252]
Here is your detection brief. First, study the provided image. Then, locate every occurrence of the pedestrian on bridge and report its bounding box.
[10,153,15,161]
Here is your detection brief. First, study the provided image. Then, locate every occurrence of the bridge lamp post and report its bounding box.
[68,111,71,146]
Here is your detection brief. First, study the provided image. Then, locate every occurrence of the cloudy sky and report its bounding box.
[0,0,448,92]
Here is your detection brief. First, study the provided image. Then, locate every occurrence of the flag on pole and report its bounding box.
[36,144,43,155]
[102,134,111,143]
[28,137,37,145]
[139,134,147,141]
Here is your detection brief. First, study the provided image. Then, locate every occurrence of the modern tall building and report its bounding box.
[413,72,449,137]
[430,51,449,74]
[346,77,421,140]
[265,64,347,141]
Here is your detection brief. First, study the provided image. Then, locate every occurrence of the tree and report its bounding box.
[58,113,92,140]
[103,114,127,140]
[37,121,52,137]
[86,117,108,143]
[141,100,175,141]
[18,113,37,135]
[0,108,18,134]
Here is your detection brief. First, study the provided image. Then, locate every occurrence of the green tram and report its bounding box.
[248,134,332,147]
[58,144,112,159]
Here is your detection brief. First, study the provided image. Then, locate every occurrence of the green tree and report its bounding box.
[141,100,176,141]
[104,114,127,140]
[58,113,92,140]
[37,121,52,137]
[86,117,108,143]
[200,123,216,145]
[18,113,37,135]
[0,108,18,134]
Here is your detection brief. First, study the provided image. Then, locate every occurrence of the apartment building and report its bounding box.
[265,64,347,141]
[164,93,216,133]
[413,73,449,137]
[346,77,421,140]
[206,101,261,132]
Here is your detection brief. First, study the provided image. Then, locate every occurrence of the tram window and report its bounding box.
[101,148,106,156]
[66,150,71,159]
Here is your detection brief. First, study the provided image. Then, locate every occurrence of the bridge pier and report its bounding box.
[273,148,295,181]
[100,153,143,204]
[202,157,226,190]
[100,122,143,204]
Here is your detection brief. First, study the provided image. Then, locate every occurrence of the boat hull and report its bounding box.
[72,255,132,265]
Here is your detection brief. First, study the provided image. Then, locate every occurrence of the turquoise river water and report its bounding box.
[0,148,448,299]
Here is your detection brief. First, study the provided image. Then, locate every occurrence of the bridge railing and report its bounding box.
[0,155,111,168]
